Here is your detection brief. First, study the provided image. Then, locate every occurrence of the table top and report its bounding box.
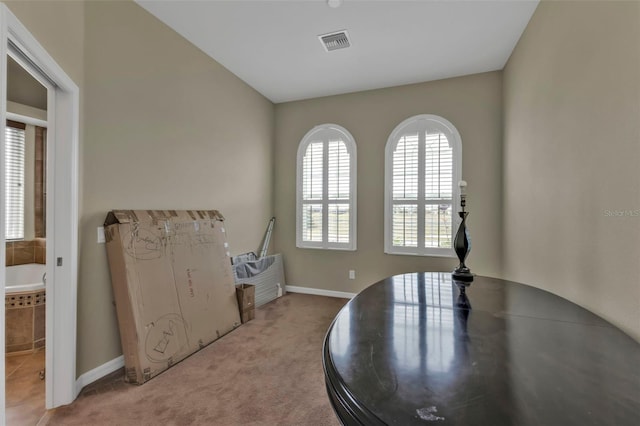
[323,273,640,426]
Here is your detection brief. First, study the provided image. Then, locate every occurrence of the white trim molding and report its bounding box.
[6,111,47,128]
[0,10,7,418]
[75,356,125,396]
[286,285,356,300]
[0,3,80,413]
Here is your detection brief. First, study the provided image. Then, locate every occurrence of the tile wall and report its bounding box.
[5,238,47,354]
[5,239,46,266]
[5,292,46,354]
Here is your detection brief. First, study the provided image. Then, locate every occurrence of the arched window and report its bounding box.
[384,115,462,256]
[296,124,357,250]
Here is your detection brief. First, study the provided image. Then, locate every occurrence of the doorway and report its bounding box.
[0,4,79,423]
[4,53,48,424]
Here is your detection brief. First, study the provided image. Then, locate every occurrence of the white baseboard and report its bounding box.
[75,355,124,396]
[286,285,356,299]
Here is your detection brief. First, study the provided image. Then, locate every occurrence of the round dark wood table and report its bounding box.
[323,272,640,425]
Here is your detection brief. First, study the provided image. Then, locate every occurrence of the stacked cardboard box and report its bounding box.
[235,284,255,323]
[104,210,241,384]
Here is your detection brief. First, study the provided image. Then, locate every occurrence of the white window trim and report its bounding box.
[296,123,357,251]
[384,114,462,257]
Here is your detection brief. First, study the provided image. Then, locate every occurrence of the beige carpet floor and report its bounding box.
[46,293,348,426]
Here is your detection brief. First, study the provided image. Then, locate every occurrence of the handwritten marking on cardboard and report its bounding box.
[153,326,174,354]
[186,269,195,297]
[145,314,189,362]
[125,227,162,260]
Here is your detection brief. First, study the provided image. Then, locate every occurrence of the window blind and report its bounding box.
[301,139,351,244]
[327,140,350,243]
[5,122,26,240]
[392,134,419,247]
[302,141,323,242]
[328,140,350,200]
[424,132,453,248]
[425,132,453,201]
[392,134,419,201]
[302,141,323,201]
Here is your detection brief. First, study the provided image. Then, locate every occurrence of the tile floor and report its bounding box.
[5,349,47,425]
[5,351,128,425]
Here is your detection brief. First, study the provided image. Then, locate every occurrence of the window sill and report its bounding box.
[384,249,456,258]
[297,244,357,252]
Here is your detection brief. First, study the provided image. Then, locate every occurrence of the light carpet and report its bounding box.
[46,293,348,425]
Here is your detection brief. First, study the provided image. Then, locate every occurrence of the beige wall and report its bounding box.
[274,72,503,293]
[6,0,275,376]
[6,0,637,382]
[503,0,640,341]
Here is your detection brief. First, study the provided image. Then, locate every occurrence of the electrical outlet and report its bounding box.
[349,270,355,280]
[97,226,106,244]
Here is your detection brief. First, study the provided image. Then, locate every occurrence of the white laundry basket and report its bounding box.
[233,254,285,307]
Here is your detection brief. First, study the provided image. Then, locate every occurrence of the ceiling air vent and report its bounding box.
[319,30,351,52]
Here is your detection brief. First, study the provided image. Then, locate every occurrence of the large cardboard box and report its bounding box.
[104,210,241,384]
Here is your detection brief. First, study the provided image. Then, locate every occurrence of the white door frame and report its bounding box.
[0,3,79,420]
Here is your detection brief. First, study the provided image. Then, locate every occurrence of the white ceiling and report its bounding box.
[137,0,539,103]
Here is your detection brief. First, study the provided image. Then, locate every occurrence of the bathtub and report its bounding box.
[5,263,46,293]
[5,263,47,354]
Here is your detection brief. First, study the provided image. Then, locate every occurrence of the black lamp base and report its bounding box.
[453,208,473,282]
[452,267,474,282]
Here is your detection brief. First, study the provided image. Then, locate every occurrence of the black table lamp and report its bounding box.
[452,180,473,282]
